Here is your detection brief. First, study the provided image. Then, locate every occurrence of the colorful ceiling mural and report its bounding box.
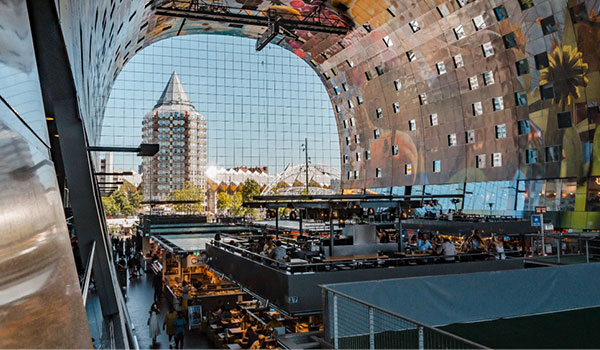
[59,0,600,191]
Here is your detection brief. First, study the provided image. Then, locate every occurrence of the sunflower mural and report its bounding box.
[539,45,589,111]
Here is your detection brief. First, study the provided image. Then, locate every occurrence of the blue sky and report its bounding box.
[101,34,339,174]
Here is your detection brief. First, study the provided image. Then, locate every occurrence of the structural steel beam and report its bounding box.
[26,2,128,347]
[155,6,349,35]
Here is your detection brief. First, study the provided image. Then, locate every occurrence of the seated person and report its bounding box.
[488,236,506,260]
[220,306,233,322]
[239,310,253,331]
[262,239,275,255]
[268,240,287,261]
[379,232,389,243]
[249,334,265,350]
[470,231,485,253]
[435,237,457,262]
[242,327,259,349]
[417,233,433,252]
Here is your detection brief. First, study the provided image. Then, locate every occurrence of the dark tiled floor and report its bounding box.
[125,270,213,349]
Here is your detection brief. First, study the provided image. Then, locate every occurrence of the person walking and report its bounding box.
[152,272,163,302]
[173,311,187,349]
[148,303,161,345]
[163,306,177,346]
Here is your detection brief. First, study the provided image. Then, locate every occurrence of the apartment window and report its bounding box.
[540,84,554,100]
[393,102,400,114]
[350,117,356,127]
[356,152,361,162]
[518,0,534,10]
[456,0,468,8]
[392,145,399,155]
[469,76,479,90]
[365,70,373,81]
[534,52,549,69]
[354,171,359,179]
[363,23,372,32]
[515,91,528,106]
[516,59,529,75]
[482,42,494,57]
[331,67,338,76]
[365,150,371,160]
[374,65,384,76]
[347,172,352,180]
[433,160,441,173]
[448,133,457,147]
[436,61,447,75]
[492,152,502,167]
[345,136,351,146]
[356,95,364,105]
[518,120,530,135]
[430,113,439,126]
[409,20,421,33]
[494,5,508,21]
[405,163,412,175]
[493,96,504,111]
[354,134,360,143]
[409,119,417,131]
[348,100,354,109]
[473,15,486,30]
[541,16,557,35]
[546,146,562,162]
[407,50,416,62]
[343,120,348,129]
[419,93,428,105]
[373,128,380,139]
[454,25,466,40]
[526,149,538,164]
[342,83,348,91]
[387,7,396,17]
[473,102,483,116]
[346,59,354,68]
[557,111,572,128]
[344,154,349,163]
[453,54,464,68]
[323,72,331,80]
[483,71,494,85]
[376,108,383,119]
[495,124,507,138]
[466,130,476,143]
[503,32,517,49]
[376,168,382,178]
[383,35,393,47]
[476,154,486,168]
[437,4,450,17]
[394,80,402,91]
[335,105,341,113]
[334,86,340,95]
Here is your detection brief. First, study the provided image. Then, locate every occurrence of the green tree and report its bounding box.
[229,192,245,216]
[168,181,205,213]
[128,190,144,209]
[102,196,119,217]
[216,192,232,214]
[241,179,261,217]
[112,190,130,211]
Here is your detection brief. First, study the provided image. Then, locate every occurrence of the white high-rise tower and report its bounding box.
[142,72,207,200]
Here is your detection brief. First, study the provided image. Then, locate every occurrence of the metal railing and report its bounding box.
[211,241,519,274]
[81,240,96,306]
[321,287,486,350]
[522,233,600,264]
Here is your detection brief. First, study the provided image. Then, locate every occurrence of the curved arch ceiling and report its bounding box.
[60,0,600,191]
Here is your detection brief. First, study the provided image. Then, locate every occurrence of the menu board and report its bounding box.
[188,305,202,330]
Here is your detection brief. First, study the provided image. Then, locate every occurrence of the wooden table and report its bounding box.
[228,327,243,337]
[323,254,388,262]
[395,252,433,258]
